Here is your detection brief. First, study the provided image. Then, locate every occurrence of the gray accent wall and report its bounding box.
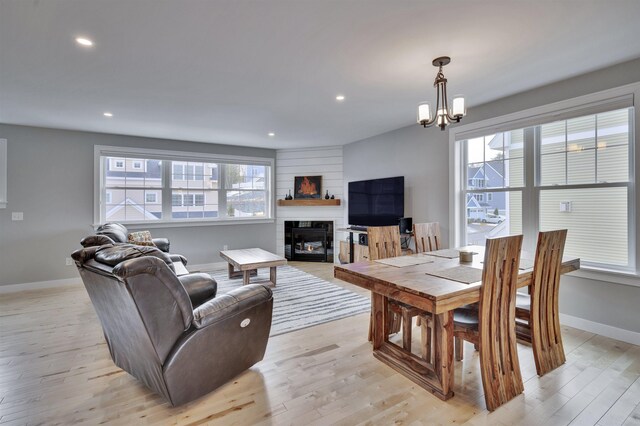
[0,124,276,286]
[344,57,640,334]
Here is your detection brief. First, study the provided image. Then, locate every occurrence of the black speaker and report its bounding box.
[358,234,368,246]
[399,217,412,234]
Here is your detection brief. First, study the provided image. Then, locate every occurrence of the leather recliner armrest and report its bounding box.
[81,235,116,247]
[153,238,170,253]
[179,273,217,307]
[192,284,272,329]
[169,254,187,266]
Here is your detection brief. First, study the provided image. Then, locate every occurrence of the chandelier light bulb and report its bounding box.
[452,95,466,117]
[418,102,431,124]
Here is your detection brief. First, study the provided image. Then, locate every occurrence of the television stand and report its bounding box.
[338,227,413,264]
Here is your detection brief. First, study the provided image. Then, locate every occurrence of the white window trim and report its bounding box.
[94,145,275,227]
[449,82,640,287]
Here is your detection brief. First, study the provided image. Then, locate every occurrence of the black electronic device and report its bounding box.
[399,217,413,234]
[348,176,404,227]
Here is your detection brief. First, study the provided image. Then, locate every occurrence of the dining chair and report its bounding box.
[411,222,442,360]
[366,226,433,361]
[453,234,524,411]
[413,222,442,253]
[366,226,403,339]
[515,229,568,376]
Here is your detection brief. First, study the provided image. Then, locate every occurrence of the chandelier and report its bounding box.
[417,56,466,130]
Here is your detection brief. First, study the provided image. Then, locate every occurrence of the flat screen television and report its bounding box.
[348,176,404,227]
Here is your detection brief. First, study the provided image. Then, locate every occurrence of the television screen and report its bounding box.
[348,176,404,226]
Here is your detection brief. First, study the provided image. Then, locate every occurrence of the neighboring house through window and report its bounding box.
[96,146,273,224]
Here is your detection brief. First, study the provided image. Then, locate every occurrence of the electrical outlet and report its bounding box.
[11,212,23,221]
[223,245,228,251]
[65,257,74,266]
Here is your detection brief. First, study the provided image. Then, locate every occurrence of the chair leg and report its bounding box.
[416,316,422,327]
[454,336,463,361]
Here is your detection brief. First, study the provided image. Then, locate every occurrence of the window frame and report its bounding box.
[94,145,275,228]
[449,82,640,285]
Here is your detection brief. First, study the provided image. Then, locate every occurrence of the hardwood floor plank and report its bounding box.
[0,261,637,425]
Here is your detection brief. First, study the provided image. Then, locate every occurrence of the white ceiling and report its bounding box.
[1,1,640,149]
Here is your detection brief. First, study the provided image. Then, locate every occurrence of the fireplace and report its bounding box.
[284,221,333,262]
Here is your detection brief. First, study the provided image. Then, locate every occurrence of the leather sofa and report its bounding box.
[90,222,171,253]
[71,243,273,406]
[81,222,186,269]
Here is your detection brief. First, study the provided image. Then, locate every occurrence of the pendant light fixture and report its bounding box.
[417,56,466,130]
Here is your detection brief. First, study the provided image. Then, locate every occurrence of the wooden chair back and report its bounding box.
[478,234,524,411]
[367,226,402,261]
[530,229,568,376]
[413,222,442,253]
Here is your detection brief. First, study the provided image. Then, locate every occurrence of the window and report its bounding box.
[463,129,524,244]
[455,102,635,272]
[96,146,273,224]
[145,192,157,203]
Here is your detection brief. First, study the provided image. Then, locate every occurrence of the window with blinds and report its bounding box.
[458,107,633,270]
[538,108,630,267]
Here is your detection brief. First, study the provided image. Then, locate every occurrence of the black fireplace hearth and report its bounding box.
[284,221,333,262]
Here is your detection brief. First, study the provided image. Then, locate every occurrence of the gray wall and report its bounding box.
[343,125,451,243]
[344,57,640,334]
[0,124,276,286]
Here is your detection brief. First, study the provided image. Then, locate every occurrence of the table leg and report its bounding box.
[243,270,251,285]
[269,266,277,287]
[433,311,454,398]
[228,263,257,279]
[371,293,386,349]
[402,306,412,352]
[228,262,235,279]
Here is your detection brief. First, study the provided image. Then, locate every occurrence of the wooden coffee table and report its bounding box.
[219,248,287,287]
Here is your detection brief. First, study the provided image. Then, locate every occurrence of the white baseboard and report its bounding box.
[0,277,82,294]
[560,313,640,346]
[0,262,226,294]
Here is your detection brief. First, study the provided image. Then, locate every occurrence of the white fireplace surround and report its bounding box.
[276,147,345,263]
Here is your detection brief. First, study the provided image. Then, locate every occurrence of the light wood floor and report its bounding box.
[1,261,639,425]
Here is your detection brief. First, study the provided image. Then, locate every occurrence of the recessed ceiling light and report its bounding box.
[336,95,345,101]
[103,112,113,117]
[268,132,275,137]
[75,37,94,47]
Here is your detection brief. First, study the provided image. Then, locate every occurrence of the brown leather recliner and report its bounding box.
[71,243,273,406]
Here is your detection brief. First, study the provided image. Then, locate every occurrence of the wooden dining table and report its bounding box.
[333,245,580,401]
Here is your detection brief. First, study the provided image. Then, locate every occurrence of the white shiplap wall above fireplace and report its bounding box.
[276,146,345,263]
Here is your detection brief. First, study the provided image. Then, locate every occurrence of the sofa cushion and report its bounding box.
[128,230,156,247]
[94,244,174,271]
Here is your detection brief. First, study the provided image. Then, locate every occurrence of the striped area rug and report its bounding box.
[204,265,370,336]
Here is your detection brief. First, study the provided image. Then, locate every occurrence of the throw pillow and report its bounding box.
[127,230,156,247]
